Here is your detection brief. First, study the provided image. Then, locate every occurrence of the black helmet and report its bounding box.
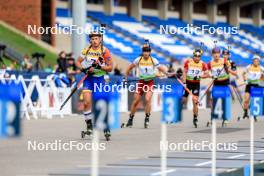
[193,49,203,57]
[142,44,151,52]
[222,49,230,55]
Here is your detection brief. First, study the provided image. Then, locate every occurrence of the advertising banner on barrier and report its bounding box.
[42,87,72,117]
[0,82,21,137]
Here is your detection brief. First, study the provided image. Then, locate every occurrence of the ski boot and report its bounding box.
[125,114,134,128]
[222,120,228,127]
[254,116,258,122]
[81,119,93,138]
[104,129,111,141]
[206,121,212,127]
[144,113,150,129]
[242,109,249,119]
[193,115,198,128]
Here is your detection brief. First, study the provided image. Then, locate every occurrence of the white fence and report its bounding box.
[0,74,72,119]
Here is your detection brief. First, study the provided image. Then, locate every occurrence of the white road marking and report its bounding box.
[195,161,212,166]
[256,150,264,153]
[151,169,176,176]
[226,168,237,172]
[228,154,245,159]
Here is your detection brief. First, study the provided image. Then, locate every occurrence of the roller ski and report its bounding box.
[81,119,93,139]
[144,113,150,129]
[144,117,149,129]
[193,115,198,128]
[121,114,134,128]
[104,129,111,141]
[237,114,249,121]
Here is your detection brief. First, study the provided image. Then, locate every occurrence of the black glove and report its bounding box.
[231,62,237,71]
[175,68,183,79]
[81,68,89,74]
[98,56,104,64]
[212,76,218,80]
[81,66,93,75]
[193,76,200,80]
[223,64,229,73]
[91,62,101,69]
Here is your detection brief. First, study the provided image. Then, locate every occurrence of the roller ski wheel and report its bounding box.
[193,117,198,128]
[104,130,111,141]
[222,120,228,127]
[121,123,125,128]
[81,130,92,139]
[144,117,149,129]
[237,116,241,121]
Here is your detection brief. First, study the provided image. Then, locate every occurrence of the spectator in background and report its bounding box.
[114,64,122,75]
[44,64,53,73]
[10,61,19,71]
[67,56,78,85]
[21,55,33,72]
[0,64,9,79]
[55,51,67,73]
[1,63,6,70]
[67,57,77,74]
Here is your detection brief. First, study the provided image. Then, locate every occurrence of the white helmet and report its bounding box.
[253,55,261,61]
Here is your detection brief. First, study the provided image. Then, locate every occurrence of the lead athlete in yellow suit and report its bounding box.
[76,32,113,138]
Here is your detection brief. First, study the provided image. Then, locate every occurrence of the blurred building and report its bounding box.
[0,0,56,45]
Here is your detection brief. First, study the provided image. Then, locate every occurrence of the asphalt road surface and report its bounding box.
[0,102,264,176]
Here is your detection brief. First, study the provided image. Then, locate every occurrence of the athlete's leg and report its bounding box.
[130,92,142,115]
[126,92,141,127]
[192,91,199,116]
[83,90,93,134]
[145,90,153,115]
[144,89,153,128]
[243,92,250,119]
[191,84,199,128]
[182,83,190,108]
[228,84,236,101]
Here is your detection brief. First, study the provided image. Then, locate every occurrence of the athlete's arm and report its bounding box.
[157,65,168,76]
[227,61,238,77]
[242,67,248,82]
[200,62,209,78]
[228,69,238,77]
[76,47,89,71]
[182,59,189,82]
[125,63,136,78]
[100,48,113,72]
[207,62,213,79]
[201,71,209,78]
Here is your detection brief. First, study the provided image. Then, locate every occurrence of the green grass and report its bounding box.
[0,23,57,66]
[2,56,12,66]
